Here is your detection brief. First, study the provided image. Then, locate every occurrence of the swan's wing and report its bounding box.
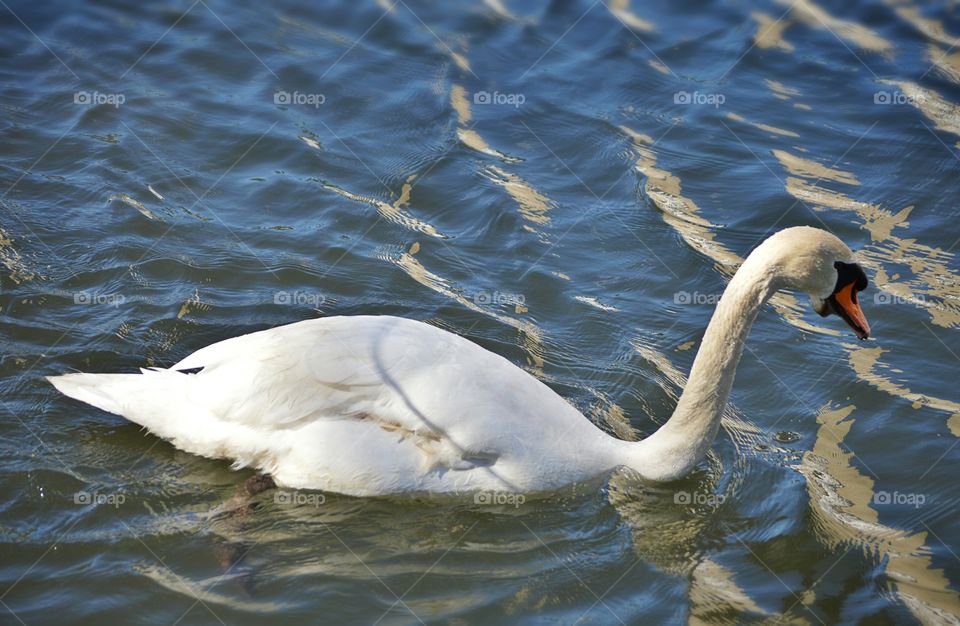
[168,316,522,470]
[49,315,603,491]
[172,317,439,426]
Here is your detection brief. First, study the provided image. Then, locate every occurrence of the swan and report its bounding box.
[47,226,870,496]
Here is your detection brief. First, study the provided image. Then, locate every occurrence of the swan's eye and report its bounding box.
[833,261,868,292]
[827,261,871,339]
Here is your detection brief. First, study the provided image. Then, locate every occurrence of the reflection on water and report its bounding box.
[452,80,521,163]
[847,345,960,437]
[774,147,960,329]
[800,404,960,624]
[783,0,894,54]
[623,124,833,336]
[928,44,960,85]
[891,2,960,49]
[752,11,796,53]
[387,245,547,373]
[889,80,960,141]
[0,227,37,283]
[605,0,655,34]
[481,165,554,228]
[3,0,960,623]
[322,177,446,238]
[726,112,799,138]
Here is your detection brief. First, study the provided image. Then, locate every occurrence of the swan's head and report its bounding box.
[760,226,871,339]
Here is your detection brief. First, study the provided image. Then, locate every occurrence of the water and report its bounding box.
[2,0,960,623]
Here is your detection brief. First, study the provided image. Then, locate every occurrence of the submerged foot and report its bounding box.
[210,474,276,595]
[241,474,276,497]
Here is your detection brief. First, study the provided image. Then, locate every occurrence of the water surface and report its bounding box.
[2,0,960,623]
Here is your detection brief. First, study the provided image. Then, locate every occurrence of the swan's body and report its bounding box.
[48,227,871,496]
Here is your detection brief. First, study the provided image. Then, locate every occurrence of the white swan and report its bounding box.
[48,226,870,496]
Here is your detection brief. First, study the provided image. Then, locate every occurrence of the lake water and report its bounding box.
[3,0,960,623]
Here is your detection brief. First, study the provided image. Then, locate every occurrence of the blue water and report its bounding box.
[2,0,960,623]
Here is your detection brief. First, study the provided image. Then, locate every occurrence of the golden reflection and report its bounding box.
[110,193,159,221]
[449,50,471,73]
[774,149,960,328]
[846,345,960,437]
[298,133,321,150]
[620,125,833,335]
[782,176,907,240]
[322,177,444,239]
[483,0,517,21]
[772,150,858,185]
[457,129,516,162]
[751,11,795,52]
[451,83,521,163]
[574,295,619,312]
[763,79,814,110]
[388,249,546,372]
[726,112,800,138]
[800,404,960,622]
[452,82,550,241]
[648,59,670,75]
[0,226,37,284]
[927,44,960,85]
[784,0,893,54]
[621,126,739,271]
[439,32,472,74]
[884,80,960,139]
[605,0,655,33]
[177,289,212,320]
[481,165,554,226]
[765,79,801,100]
[890,4,960,48]
[689,559,768,624]
[450,84,471,124]
[624,332,959,621]
[591,397,639,441]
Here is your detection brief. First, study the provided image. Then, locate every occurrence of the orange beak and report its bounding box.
[829,282,870,340]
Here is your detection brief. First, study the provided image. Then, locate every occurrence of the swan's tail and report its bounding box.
[46,372,157,417]
[46,370,273,471]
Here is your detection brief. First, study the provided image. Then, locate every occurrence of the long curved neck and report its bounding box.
[623,253,779,481]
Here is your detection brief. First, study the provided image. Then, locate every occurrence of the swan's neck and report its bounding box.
[623,254,778,481]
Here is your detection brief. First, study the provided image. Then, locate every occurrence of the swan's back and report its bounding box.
[49,316,614,494]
